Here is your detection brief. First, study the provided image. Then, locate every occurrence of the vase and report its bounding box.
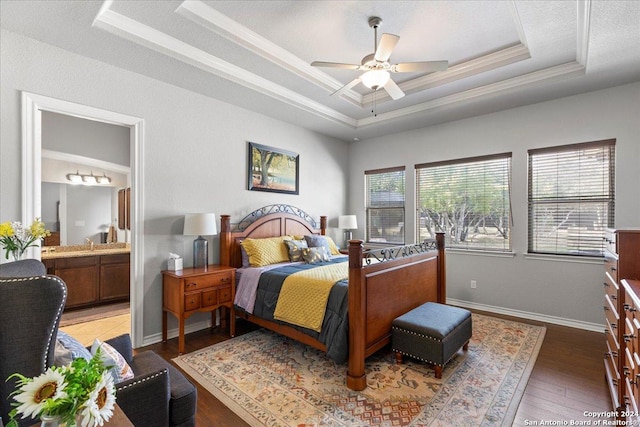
[10,249,24,261]
[39,414,66,427]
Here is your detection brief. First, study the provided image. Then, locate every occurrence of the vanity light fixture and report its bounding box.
[66,171,112,185]
[66,171,83,184]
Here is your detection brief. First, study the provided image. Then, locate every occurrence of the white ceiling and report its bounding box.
[2,0,639,142]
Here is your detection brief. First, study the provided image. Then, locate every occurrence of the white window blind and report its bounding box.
[528,139,615,256]
[416,153,512,251]
[365,166,405,244]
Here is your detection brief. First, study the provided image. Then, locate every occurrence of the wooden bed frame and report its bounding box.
[219,207,445,391]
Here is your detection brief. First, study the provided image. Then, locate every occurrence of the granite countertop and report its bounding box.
[41,243,130,260]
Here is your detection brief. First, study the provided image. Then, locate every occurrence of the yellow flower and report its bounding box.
[29,218,51,239]
[0,222,14,238]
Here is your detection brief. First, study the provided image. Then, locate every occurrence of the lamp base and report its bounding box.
[193,236,208,268]
[343,230,353,249]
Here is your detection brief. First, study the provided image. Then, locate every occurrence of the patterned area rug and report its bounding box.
[173,313,545,426]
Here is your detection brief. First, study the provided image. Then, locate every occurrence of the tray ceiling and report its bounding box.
[1,0,639,141]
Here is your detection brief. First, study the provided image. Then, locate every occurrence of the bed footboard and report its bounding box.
[346,233,445,390]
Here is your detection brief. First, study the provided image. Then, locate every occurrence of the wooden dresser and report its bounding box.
[603,228,640,417]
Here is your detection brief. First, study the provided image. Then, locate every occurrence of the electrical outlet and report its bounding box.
[470,280,477,289]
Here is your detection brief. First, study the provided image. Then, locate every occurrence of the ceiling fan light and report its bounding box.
[361,70,390,90]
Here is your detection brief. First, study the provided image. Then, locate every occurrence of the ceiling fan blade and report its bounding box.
[331,77,362,97]
[311,61,360,70]
[374,33,400,62]
[383,78,405,100]
[393,61,449,73]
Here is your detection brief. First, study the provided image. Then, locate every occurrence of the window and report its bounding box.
[528,139,615,256]
[365,166,405,244]
[416,153,512,251]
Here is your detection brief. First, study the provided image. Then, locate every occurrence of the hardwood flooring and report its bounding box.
[140,310,610,426]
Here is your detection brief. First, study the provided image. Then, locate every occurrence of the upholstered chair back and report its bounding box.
[0,260,67,427]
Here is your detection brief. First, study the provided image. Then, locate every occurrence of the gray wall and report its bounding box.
[0,29,349,342]
[349,82,640,328]
[42,111,130,166]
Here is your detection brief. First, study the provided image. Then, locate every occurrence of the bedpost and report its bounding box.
[436,232,446,303]
[347,239,366,391]
[320,216,327,235]
[220,215,231,266]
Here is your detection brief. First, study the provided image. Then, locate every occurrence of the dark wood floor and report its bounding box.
[141,311,610,426]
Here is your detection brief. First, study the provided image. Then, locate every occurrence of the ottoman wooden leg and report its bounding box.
[395,352,403,364]
[434,365,443,379]
[463,340,469,351]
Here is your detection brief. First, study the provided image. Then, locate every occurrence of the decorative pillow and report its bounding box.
[304,235,340,256]
[54,330,92,366]
[240,245,250,268]
[91,339,135,384]
[241,236,292,267]
[284,239,308,262]
[302,246,330,264]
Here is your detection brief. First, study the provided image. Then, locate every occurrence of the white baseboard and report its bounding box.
[448,298,604,333]
[141,319,214,347]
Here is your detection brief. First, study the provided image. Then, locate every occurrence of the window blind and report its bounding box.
[528,139,615,256]
[365,166,405,244]
[415,153,512,251]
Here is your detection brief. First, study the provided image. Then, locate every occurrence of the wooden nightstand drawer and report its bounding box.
[202,289,218,307]
[184,292,201,311]
[184,272,232,291]
[219,287,232,303]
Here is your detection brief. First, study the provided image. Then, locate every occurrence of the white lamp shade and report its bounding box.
[360,70,390,89]
[339,215,358,230]
[183,213,217,236]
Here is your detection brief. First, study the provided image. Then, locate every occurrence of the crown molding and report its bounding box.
[93,5,357,128]
[176,0,363,107]
[576,0,592,66]
[42,149,131,174]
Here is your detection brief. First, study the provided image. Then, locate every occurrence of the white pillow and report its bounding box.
[91,339,135,383]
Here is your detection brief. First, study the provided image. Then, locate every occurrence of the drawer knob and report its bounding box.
[611,266,617,271]
[604,281,610,287]
[611,294,617,300]
[611,323,617,329]
[624,334,636,342]
[604,305,610,311]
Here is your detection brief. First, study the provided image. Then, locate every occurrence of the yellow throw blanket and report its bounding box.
[273,263,348,332]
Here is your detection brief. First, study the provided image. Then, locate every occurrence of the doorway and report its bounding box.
[22,92,144,347]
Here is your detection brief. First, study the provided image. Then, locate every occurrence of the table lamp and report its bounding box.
[183,213,217,268]
[338,215,358,249]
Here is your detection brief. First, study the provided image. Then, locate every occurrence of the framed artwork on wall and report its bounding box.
[248,142,299,195]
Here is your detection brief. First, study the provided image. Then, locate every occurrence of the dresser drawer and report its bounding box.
[607,337,620,372]
[219,286,232,303]
[605,256,619,283]
[605,229,617,255]
[607,322,620,355]
[605,301,619,333]
[202,289,218,307]
[184,271,233,292]
[184,292,201,311]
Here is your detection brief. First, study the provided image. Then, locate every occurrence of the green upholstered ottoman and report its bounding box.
[392,302,472,379]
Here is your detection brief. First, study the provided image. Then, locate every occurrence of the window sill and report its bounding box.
[523,253,604,265]
[446,248,516,258]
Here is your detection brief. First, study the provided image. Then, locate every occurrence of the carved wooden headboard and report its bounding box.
[219,205,327,268]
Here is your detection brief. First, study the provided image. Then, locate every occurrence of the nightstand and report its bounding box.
[162,265,236,354]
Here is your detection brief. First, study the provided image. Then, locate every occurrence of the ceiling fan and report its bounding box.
[311,16,448,100]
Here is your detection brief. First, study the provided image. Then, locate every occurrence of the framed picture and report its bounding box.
[248,142,299,195]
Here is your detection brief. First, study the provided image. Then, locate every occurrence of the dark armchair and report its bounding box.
[103,334,196,427]
[0,259,67,427]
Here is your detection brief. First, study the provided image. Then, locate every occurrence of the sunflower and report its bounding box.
[79,371,115,427]
[11,368,67,420]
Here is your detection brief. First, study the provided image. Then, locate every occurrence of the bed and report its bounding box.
[219,205,445,391]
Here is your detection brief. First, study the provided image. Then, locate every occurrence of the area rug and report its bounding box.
[59,302,130,326]
[173,313,545,426]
